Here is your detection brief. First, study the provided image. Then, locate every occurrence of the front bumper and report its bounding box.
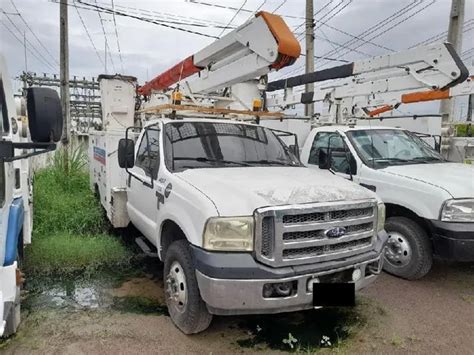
[192,231,387,316]
[429,220,474,261]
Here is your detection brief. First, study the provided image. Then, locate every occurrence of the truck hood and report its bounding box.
[176,167,376,216]
[381,163,474,198]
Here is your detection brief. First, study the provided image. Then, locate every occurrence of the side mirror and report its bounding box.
[26,88,63,143]
[318,149,330,169]
[118,138,135,168]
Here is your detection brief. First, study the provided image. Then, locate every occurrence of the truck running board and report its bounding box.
[135,237,158,258]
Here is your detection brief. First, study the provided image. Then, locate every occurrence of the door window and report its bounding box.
[308,132,343,164]
[135,127,160,179]
[309,132,355,175]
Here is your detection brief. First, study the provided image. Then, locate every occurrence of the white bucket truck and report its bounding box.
[89,12,387,334]
[0,55,62,337]
[263,43,474,280]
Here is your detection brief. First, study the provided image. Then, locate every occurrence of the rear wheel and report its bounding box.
[383,217,432,280]
[164,240,212,334]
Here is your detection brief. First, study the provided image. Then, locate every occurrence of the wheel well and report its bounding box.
[385,203,431,238]
[160,220,186,260]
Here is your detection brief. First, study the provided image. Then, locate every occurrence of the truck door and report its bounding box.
[126,126,161,242]
[306,131,360,183]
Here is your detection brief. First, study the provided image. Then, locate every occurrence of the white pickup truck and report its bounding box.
[301,125,474,280]
[91,115,388,334]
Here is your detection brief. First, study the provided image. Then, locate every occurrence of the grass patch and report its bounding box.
[24,146,130,275]
[111,296,168,315]
[455,123,473,137]
[24,233,130,275]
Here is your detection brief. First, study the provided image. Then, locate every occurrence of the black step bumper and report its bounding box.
[428,220,474,262]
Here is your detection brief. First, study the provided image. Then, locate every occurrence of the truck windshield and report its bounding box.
[347,129,445,168]
[164,121,301,171]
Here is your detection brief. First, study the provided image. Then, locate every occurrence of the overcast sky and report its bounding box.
[1,0,473,118]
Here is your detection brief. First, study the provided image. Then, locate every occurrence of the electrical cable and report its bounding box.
[75,0,219,38]
[72,2,105,68]
[92,0,116,73]
[9,0,59,66]
[110,0,124,73]
[217,0,247,38]
[1,10,57,71]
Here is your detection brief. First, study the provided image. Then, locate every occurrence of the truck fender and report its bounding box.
[158,215,195,260]
[3,198,24,267]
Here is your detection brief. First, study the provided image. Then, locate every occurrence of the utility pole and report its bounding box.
[468,92,473,122]
[440,0,464,156]
[23,32,27,73]
[60,0,70,172]
[305,0,315,118]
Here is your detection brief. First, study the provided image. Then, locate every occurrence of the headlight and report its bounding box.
[203,216,254,251]
[377,202,386,232]
[440,199,474,222]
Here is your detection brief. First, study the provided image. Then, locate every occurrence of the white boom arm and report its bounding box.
[138,11,300,96]
[266,43,469,122]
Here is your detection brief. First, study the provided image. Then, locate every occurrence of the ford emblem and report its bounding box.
[325,227,346,238]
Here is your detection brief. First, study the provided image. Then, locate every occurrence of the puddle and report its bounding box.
[235,306,366,352]
[23,257,167,315]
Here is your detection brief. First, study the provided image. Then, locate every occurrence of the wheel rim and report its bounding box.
[384,231,412,268]
[165,261,187,313]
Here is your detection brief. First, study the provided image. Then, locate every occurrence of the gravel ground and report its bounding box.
[1,260,473,354]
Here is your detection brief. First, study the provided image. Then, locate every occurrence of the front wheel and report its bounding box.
[164,240,212,334]
[383,217,433,280]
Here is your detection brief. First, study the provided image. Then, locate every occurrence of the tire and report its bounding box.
[164,240,212,334]
[383,216,433,280]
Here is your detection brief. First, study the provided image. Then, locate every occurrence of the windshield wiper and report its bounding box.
[244,159,299,166]
[173,157,250,166]
[411,156,444,162]
[372,158,411,163]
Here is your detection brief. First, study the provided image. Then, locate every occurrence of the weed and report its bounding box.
[111,296,168,315]
[24,232,131,275]
[236,305,367,352]
[25,147,130,275]
[390,335,405,348]
[282,333,298,349]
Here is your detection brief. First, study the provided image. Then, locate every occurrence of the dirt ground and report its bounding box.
[1,259,473,355]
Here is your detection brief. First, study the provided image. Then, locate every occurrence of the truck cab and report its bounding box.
[107,117,389,333]
[301,125,474,280]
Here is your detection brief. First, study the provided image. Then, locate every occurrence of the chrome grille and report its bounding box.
[254,200,378,267]
[261,216,274,257]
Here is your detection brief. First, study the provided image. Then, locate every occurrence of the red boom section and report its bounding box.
[138,56,202,96]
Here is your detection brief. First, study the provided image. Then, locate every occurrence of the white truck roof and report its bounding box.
[312,125,405,133]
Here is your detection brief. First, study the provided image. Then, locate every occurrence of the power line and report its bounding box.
[74,0,219,38]
[0,21,55,71]
[315,0,426,62]
[272,0,288,13]
[110,0,124,73]
[217,0,247,38]
[279,0,429,79]
[408,18,474,49]
[92,0,116,73]
[72,1,105,67]
[245,0,267,21]
[105,1,236,28]
[9,0,59,66]
[188,0,306,20]
[299,53,350,63]
[293,0,344,35]
[1,10,57,71]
